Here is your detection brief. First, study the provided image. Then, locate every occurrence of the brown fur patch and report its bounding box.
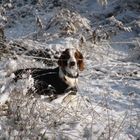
[75,49,84,71]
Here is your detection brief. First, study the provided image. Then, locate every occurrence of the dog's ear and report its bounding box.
[75,49,84,71]
[58,53,64,67]
[58,49,69,67]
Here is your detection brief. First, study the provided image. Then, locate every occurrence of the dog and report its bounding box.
[13,48,84,100]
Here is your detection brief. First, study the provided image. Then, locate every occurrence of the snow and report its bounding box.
[0,0,140,139]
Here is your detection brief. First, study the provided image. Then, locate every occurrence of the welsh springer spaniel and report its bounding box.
[14,48,84,100]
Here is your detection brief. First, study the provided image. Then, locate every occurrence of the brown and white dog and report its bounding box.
[13,48,84,99]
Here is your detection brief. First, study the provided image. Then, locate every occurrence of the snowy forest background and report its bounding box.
[0,0,140,139]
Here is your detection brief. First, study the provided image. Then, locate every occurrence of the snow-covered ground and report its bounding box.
[0,0,140,139]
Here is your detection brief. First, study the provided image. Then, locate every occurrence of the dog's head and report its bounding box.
[58,48,84,77]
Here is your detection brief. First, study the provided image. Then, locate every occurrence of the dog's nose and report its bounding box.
[70,61,75,66]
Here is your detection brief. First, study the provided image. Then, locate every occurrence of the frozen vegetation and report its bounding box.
[0,0,140,139]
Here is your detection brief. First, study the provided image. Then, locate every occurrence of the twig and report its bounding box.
[112,112,128,140]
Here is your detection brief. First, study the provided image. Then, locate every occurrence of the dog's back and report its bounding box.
[14,67,69,96]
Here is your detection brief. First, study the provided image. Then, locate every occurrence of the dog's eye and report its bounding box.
[60,54,70,66]
[75,52,80,61]
[62,53,70,60]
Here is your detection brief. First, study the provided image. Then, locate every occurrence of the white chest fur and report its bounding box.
[59,68,78,87]
[64,75,78,87]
